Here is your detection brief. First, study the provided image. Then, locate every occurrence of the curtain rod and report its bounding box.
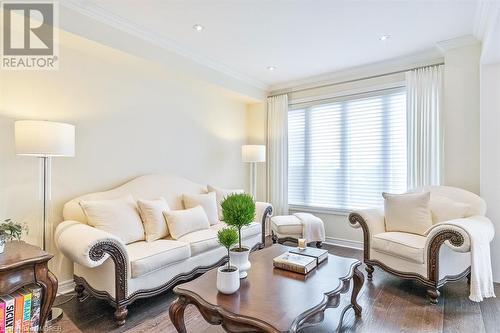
[268,62,444,98]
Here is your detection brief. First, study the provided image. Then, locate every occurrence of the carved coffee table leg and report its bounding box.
[169,296,189,333]
[351,266,364,317]
[365,264,374,280]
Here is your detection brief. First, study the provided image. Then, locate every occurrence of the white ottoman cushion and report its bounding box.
[271,215,303,235]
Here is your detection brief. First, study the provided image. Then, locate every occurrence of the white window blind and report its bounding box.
[288,88,407,211]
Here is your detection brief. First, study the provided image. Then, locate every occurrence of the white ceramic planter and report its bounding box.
[0,240,5,254]
[216,266,240,294]
[230,247,251,279]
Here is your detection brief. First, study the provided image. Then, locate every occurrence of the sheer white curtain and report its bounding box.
[406,65,443,189]
[267,94,289,215]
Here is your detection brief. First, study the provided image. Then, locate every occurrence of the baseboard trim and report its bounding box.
[58,279,75,295]
[324,237,363,250]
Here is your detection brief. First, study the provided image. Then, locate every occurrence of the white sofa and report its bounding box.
[55,174,273,325]
[348,186,491,303]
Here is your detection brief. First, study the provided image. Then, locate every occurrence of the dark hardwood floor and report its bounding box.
[54,238,500,332]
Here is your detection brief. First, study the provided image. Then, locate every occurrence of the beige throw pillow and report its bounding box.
[137,198,170,242]
[183,192,219,225]
[163,206,210,239]
[80,195,145,244]
[207,185,244,220]
[429,194,469,224]
[383,191,433,235]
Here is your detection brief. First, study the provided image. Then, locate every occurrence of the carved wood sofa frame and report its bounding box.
[348,212,471,304]
[74,206,273,326]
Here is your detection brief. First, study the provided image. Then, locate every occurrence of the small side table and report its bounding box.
[0,241,58,329]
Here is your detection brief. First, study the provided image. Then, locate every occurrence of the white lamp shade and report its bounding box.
[15,120,75,157]
[242,145,266,163]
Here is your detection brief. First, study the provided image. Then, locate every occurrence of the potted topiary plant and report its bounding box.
[216,227,240,294]
[221,193,255,279]
[0,219,27,254]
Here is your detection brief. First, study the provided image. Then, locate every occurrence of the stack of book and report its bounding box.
[0,283,42,333]
[273,247,329,274]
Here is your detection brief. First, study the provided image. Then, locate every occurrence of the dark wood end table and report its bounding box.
[169,244,363,332]
[0,241,58,329]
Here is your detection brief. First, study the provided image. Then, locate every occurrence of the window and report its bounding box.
[288,88,407,211]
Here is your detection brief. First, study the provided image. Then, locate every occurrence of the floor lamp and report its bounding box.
[15,120,75,325]
[242,145,266,199]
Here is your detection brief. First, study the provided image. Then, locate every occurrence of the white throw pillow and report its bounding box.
[383,192,433,236]
[183,192,219,225]
[80,195,145,244]
[429,194,469,224]
[137,198,170,242]
[163,206,210,239]
[207,185,244,220]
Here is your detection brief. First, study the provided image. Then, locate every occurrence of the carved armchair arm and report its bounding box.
[348,208,386,236]
[255,202,273,247]
[348,209,385,261]
[424,215,494,253]
[55,220,129,270]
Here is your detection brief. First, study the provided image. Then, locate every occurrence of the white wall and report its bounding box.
[442,44,481,193]
[0,29,259,282]
[480,63,500,282]
[479,6,500,282]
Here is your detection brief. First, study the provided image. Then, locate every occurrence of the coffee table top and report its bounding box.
[173,244,361,332]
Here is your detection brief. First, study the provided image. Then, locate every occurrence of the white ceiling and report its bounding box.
[71,0,482,89]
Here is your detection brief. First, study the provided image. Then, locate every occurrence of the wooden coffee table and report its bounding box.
[169,244,364,332]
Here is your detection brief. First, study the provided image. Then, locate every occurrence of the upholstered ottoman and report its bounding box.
[271,213,325,248]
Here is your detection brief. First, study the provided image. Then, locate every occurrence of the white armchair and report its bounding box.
[348,186,490,304]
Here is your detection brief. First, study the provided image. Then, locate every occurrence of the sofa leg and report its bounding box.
[114,305,128,326]
[75,283,85,300]
[365,264,374,280]
[315,241,323,248]
[427,288,440,304]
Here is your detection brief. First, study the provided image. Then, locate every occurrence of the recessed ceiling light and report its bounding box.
[193,24,204,31]
[267,66,276,71]
[379,35,391,41]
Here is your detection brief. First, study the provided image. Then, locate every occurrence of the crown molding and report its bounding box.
[60,0,268,91]
[435,35,480,54]
[269,49,443,94]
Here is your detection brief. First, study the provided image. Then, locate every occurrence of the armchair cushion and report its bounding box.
[383,191,433,235]
[127,240,190,278]
[428,194,469,224]
[80,195,145,244]
[372,232,427,264]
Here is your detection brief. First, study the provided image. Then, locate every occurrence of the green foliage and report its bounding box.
[0,219,27,242]
[217,227,238,250]
[221,193,255,250]
[217,227,238,270]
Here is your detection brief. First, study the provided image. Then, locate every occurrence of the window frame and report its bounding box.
[287,83,407,215]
